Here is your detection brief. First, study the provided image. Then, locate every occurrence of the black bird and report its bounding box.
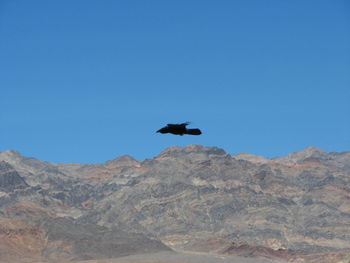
[156,122,202,136]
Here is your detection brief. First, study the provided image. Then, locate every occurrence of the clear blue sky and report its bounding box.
[1,0,349,163]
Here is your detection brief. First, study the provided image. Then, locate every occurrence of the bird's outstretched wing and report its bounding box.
[156,127,170,133]
[185,128,202,135]
[167,122,190,127]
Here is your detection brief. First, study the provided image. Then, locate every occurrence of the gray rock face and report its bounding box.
[0,145,350,262]
[40,217,171,260]
[0,161,29,192]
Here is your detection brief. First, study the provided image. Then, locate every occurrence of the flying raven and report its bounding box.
[156,122,202,136]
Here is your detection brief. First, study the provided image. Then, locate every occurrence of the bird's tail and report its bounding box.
[185,128,202,135]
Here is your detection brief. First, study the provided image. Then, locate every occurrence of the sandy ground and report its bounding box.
[76,251,281,263]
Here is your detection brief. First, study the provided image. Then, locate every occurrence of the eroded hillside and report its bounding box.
[1,145,350,262]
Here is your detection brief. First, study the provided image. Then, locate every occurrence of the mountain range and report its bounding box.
[0,145,350,263]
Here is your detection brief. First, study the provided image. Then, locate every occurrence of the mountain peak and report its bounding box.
[0,150,23,158]
[279,146,327,163]
[105,155,140,168]
[0,150,25,164]
[304,146,325,154]
[233,153,270,163]
[157,145,227,160]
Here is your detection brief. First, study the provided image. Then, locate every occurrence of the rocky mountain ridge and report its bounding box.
[0,145,350,262]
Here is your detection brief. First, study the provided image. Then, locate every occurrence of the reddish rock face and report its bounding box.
[0,217,46,263]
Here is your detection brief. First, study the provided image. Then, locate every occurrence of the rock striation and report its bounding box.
[0,145,350,262]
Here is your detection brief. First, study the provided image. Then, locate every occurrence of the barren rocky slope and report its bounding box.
[0,145,350,262]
